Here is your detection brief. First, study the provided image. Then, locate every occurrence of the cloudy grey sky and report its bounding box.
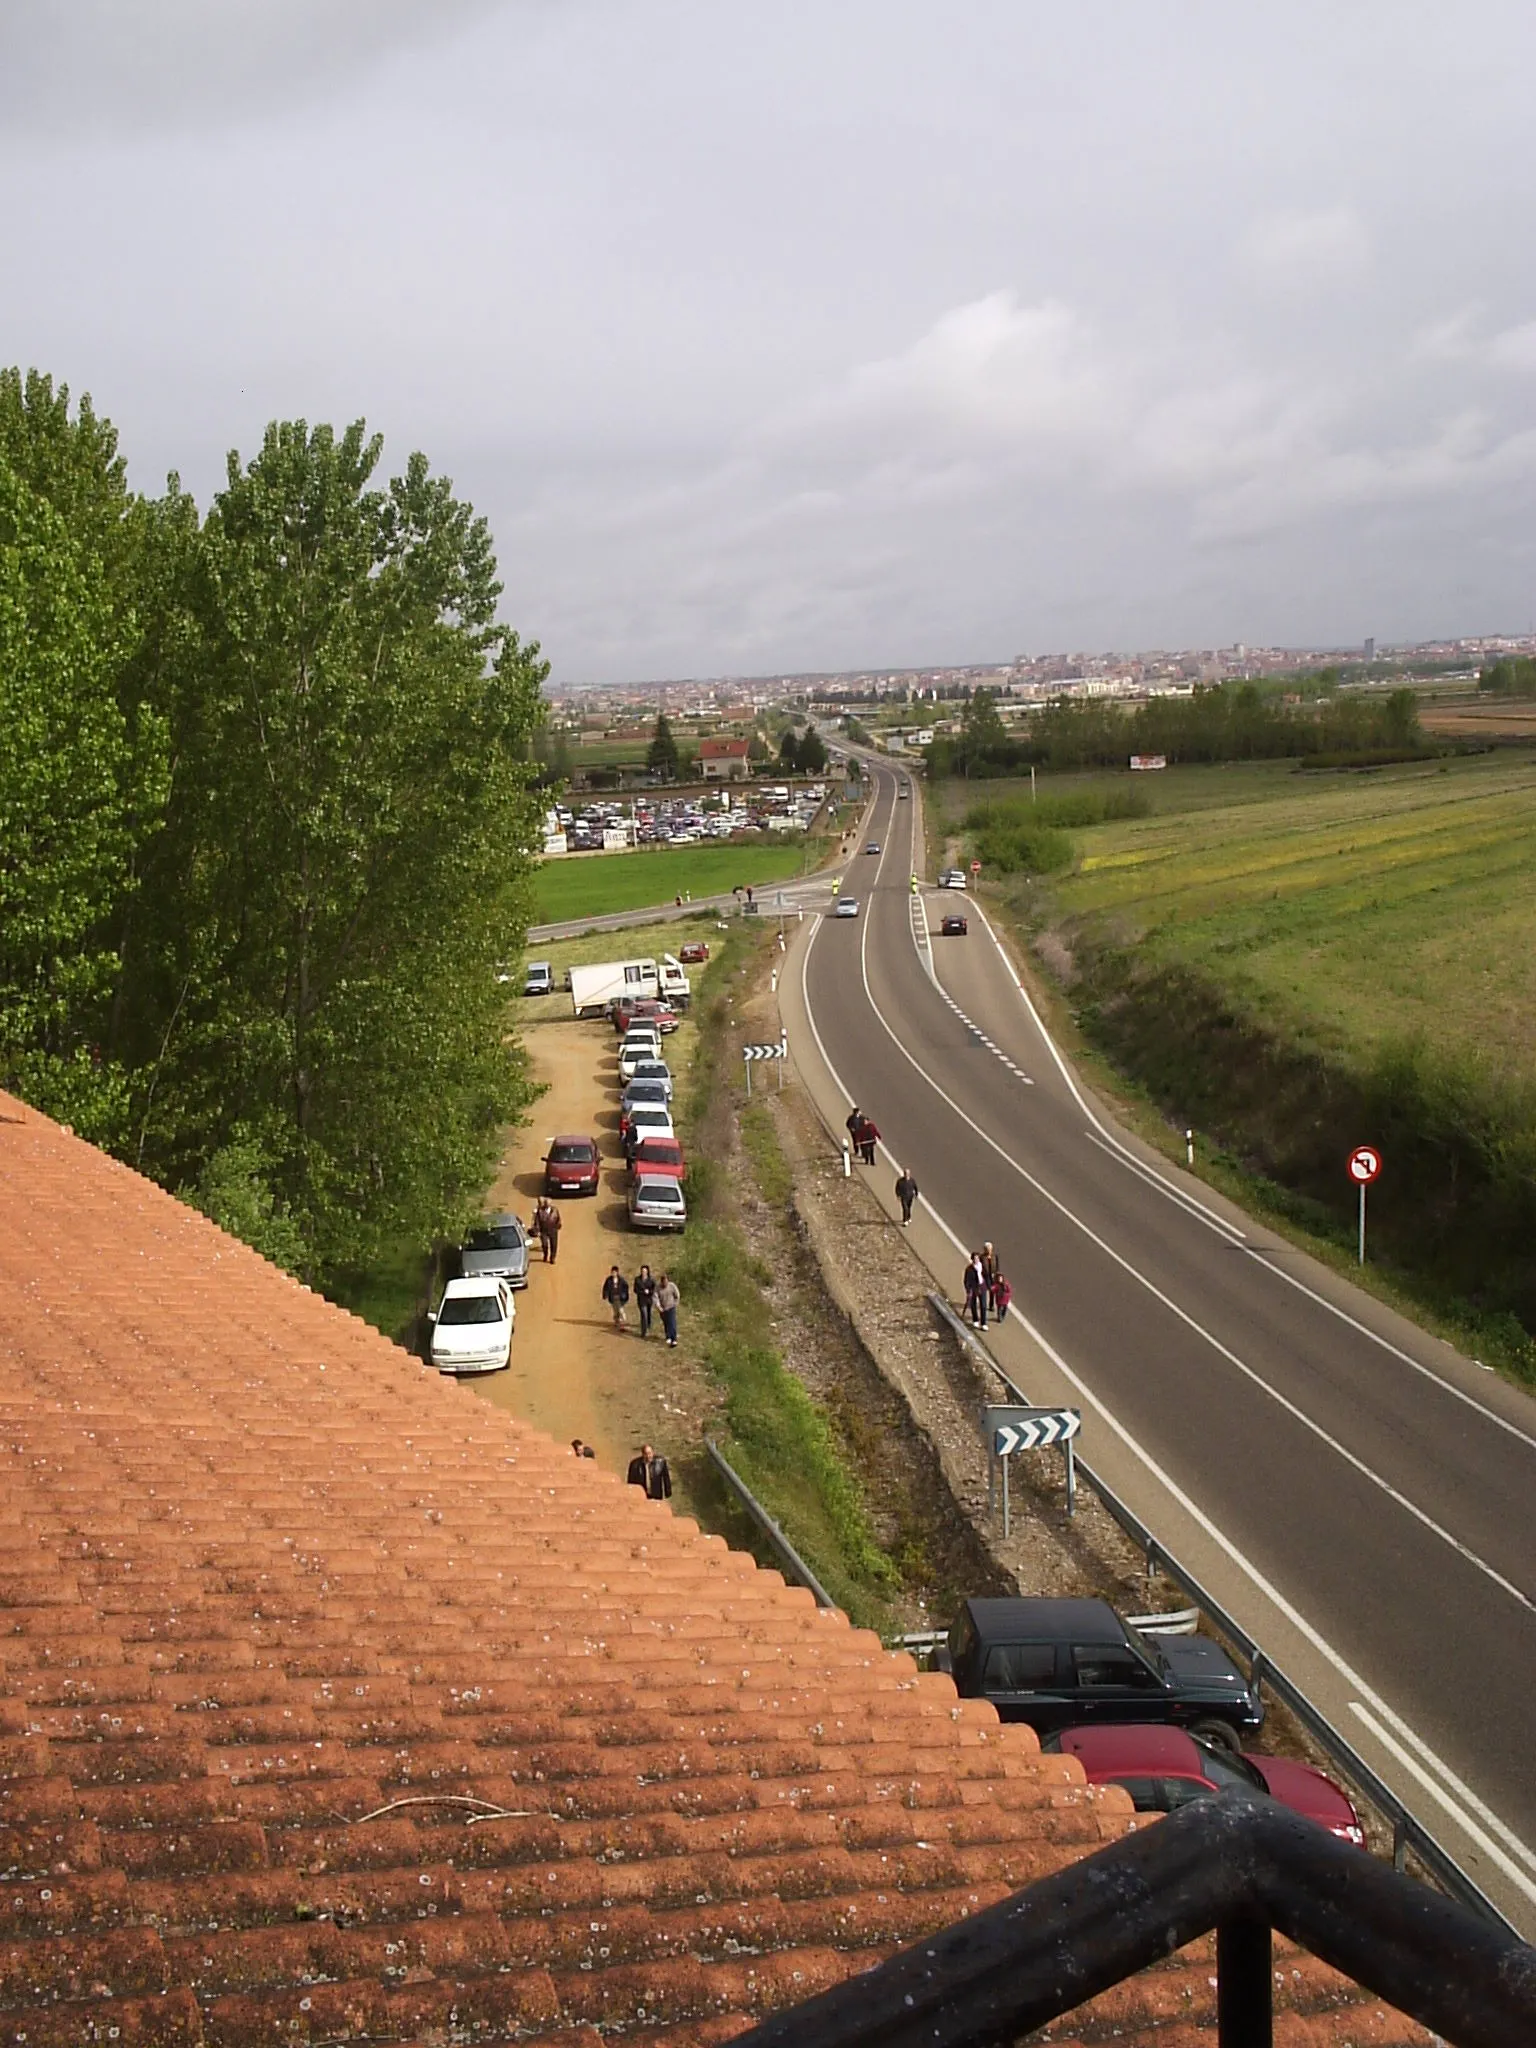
[4,1,1535,680]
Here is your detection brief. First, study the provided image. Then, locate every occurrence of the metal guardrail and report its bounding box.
[734,1791,1536,2048]
[925,1289,1517,1935]
[704,1438,838,1610]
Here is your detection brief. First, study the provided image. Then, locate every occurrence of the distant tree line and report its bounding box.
[1477,656,1536,698]
[0,369,546,1284]
[927,683,1425,779]
[778,724,827,774]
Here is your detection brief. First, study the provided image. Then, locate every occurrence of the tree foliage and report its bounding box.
[0,371,548,1295]
[1478,656,1536,698]
[647,713,680,779]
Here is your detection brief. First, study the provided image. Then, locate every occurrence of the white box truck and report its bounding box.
[568,955,691,1018]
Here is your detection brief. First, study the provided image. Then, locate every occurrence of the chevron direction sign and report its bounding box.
[742,1043,786,1060]
[992,1409,1080,1456]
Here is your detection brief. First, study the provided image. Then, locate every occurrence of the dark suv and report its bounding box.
[934,1597,1262,1749]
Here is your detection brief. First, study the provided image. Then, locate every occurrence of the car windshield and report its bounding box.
[466,1225,521,1251]
[437,1296,504,1325]
[639,1183,683,1205]
[1191,1739,1264,1791]
[638,1142,682,1163]
[550,1142,593,1163]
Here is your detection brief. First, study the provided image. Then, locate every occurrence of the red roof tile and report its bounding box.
[0,1093,1426,2045]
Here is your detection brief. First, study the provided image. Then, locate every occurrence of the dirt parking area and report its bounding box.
[462,1017,717,1481]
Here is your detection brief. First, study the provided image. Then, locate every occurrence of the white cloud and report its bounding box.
[1238,207,1370,293]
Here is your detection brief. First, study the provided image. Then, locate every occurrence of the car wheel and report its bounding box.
[1188,1718,1243,1754]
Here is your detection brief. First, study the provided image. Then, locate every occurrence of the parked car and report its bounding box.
[939,869,967,890]
[1044,1725,1364,1844]
[428,1277,513,1375]
[629,1174,687,1232]
[629,1134,686,1183]
[457,1213,530,1288]
[543,1135,601,1197]
[522,961,554,996]
[622,1105,675,1162]
[628,1057,673,1099]
[677,940,710,964]
[940,913,968,936]
[613,997,679,1035]
[619,1078,671,1136]
[834,896,860,918]
[933,1598,1263,1748]
[618,1034,664,1083]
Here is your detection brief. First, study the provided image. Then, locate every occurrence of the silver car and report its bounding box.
[629,1174,687,1231]
[458,1213,530,1289]
[834,896,860,918]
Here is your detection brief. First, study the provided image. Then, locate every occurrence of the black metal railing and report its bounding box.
[926,1290,1515,1933]
[733,1792,1536,2048]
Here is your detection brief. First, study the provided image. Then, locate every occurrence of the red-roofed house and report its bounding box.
[0,1093,1434,2046]
[698,735,752,780]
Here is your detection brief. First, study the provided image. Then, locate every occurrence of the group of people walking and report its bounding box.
[603,1263,681,1345]
[844,1105,880,1166]
[962,1242,1012,1327]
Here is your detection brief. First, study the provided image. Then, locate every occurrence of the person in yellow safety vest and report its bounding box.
[910,873,918,894]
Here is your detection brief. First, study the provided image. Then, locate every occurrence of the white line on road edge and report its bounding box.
[1351,1694,1536,1878]
[851,846,1533,1617]
[968,898,1536,1456]
[1347,1702,1536,1905]
[792,777,1536,1902]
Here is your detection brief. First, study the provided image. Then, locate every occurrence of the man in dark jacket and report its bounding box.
[894,1167,918,1225]
[602,1266,630,1328]
[626,1443,672,1499]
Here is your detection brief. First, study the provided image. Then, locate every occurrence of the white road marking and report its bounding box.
[1347,1703,1536,1906]
[967,899,1536,1456]
[793,766,1536,1902]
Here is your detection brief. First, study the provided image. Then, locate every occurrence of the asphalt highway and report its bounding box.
[799,760,1536,1926]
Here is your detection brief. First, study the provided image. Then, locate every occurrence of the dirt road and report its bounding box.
[463,1019,712,1479]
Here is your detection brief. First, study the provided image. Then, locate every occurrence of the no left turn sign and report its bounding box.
[1348,1146,1382,1185]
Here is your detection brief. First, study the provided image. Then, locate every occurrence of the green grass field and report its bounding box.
[533,841,818,925]
[1039,754,1536,1080]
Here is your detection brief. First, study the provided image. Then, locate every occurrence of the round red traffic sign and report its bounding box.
[1347,1146,1381,1185]
[970,859,981,872]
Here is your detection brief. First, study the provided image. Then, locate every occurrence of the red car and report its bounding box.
[543,1135,601,1197]
[628,1135,686,1184]
[678,941,710,964]
[1046,1724,1365,1844]
[612,998,679,1036]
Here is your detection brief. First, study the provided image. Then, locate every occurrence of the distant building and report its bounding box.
[1363,637,1376,661]
[698,736,751,781]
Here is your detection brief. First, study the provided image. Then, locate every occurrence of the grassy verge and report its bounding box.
[669,923,901,1626]
[534,842,821,924]
[937,752,1536,1387]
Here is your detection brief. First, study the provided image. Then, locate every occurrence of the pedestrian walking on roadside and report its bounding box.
[542,1200,561,1266]
[856,1114,880,1167]
[633,1263,657,1338]
[531,1203,550,1262]
[963,1252,988,1328]
[656,1273,681,1346]
[846,1106,862,1147]
[992,1271,1013,1320]
[981,1241,998,1308]
[894,1167,918,1225]
[602,1265,630,1329]
[626,1442,673,1499]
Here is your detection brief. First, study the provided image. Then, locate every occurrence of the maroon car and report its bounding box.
[543,1135,601,1197]
[1046,1723,1365,1844]
[612,997,679,1036]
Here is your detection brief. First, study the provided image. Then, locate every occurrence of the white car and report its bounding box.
[834,897,860,918]
[629,1057,673,1099]
[618,1034,663,1083]
[622,1104,675,1156]
[428,1277,513,1376]
[629,1174,687,1231]
[939,869,968,890]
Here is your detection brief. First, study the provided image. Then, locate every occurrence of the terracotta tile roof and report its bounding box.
[697,738,751,759]
[0,1094,1427,2046]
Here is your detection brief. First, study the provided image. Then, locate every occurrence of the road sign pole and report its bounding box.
[1065,1436,1076,1518]
[1002,1448,1010,1540]
[744,1055,752,1098]
[1359,1182,1366,1266]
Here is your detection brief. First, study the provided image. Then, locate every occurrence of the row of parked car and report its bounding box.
[933,1596,1364,1840]
[542,991,690,1233]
